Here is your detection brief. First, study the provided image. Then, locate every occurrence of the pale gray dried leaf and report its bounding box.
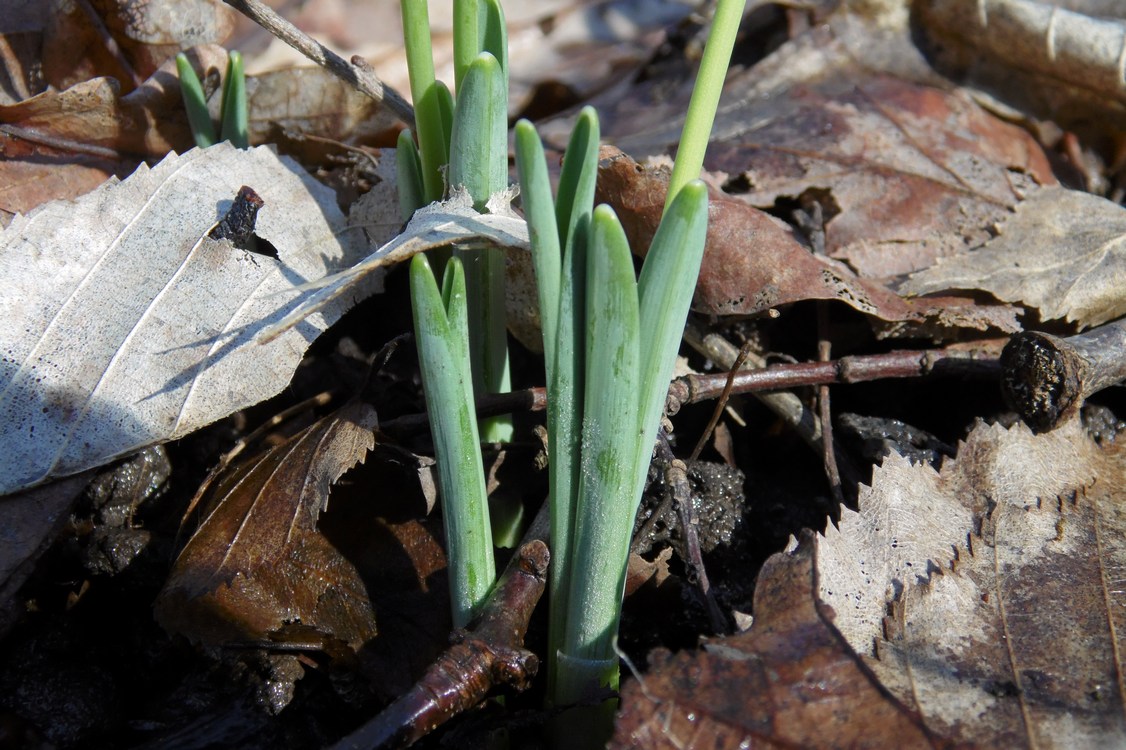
[816,452,972,654]
[261,187,529,342]
[859,419,1126,747]
[0,143,370,495]
[902,187,1126,328]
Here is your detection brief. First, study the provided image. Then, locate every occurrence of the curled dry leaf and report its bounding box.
[259,187,529,342]
[902,186,1126,329]
[0,142,371,495]
[916,0,1126,135]
[155,400,379,651]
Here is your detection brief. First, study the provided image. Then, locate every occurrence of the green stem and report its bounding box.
[664,0,744,211]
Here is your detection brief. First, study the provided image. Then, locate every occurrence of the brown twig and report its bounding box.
[379,349,999,439]
[668,348,1000,411]
[816,304,845,506]
[689,339,752,462]
[331,506,549,749]
[222,0,415,127]
[1000,318,1126,432]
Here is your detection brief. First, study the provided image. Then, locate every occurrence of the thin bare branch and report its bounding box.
[222,0,415,126]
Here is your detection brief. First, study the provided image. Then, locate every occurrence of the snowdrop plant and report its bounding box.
[515,111,709,716]
[403,0,742,736]
[176,51,248,149]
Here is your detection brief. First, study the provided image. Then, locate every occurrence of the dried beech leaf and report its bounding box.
[0,143,371,494]
[260,187,529,341]
[245,66,401,145]
[596,146,919,321]
[155,400,379,651]
[612,532,939,749]
[825,419,1126,747]
[816,452,972,654]
[902,187,1126,329]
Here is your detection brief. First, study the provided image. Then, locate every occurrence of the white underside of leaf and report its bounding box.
[0,143,372,494]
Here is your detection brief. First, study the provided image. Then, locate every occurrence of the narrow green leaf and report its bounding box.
[400,0,450,202]
[558,205,640,697]
[396,129,425,221]
[555,107,599,256]
[664,0,743,211]
[175,53,216,148]
[513,120,561,371]
[410,254,495,628]
[632,180,709,502]
[481,0,508,81]
[545,213,588,702]
[417,81,453,203]
[219,51,248,148]
[452,0,480,94]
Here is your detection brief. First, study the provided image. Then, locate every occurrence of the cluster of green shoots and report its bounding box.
[176,51,249,149]
[178,0,743,739]
[401,0,743,741]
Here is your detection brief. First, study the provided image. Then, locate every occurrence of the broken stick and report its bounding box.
[331,507,549,749]
[1001,318,1126,432]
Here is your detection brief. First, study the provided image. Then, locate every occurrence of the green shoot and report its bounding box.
[176,51,249,149]
[396,128,425,222]
[219,51,248,149]
[176,53,217,148]
[514,107,599,696]
[400,0,451,202]
[448,50,513,444]
[664,0,744,210]
[409,254,495,628]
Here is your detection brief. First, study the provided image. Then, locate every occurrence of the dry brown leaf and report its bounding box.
[902,186,1126,329]
[596,145,919,321]
[612,531,942,749]
[584,12,1057,336]
[155,400,379,651]
[823,418,1126,747]
[0,44,229,156]
[42,0,234,92]
[0,141,135,227]
[245,66,401,146]
[616,417,1126,748]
